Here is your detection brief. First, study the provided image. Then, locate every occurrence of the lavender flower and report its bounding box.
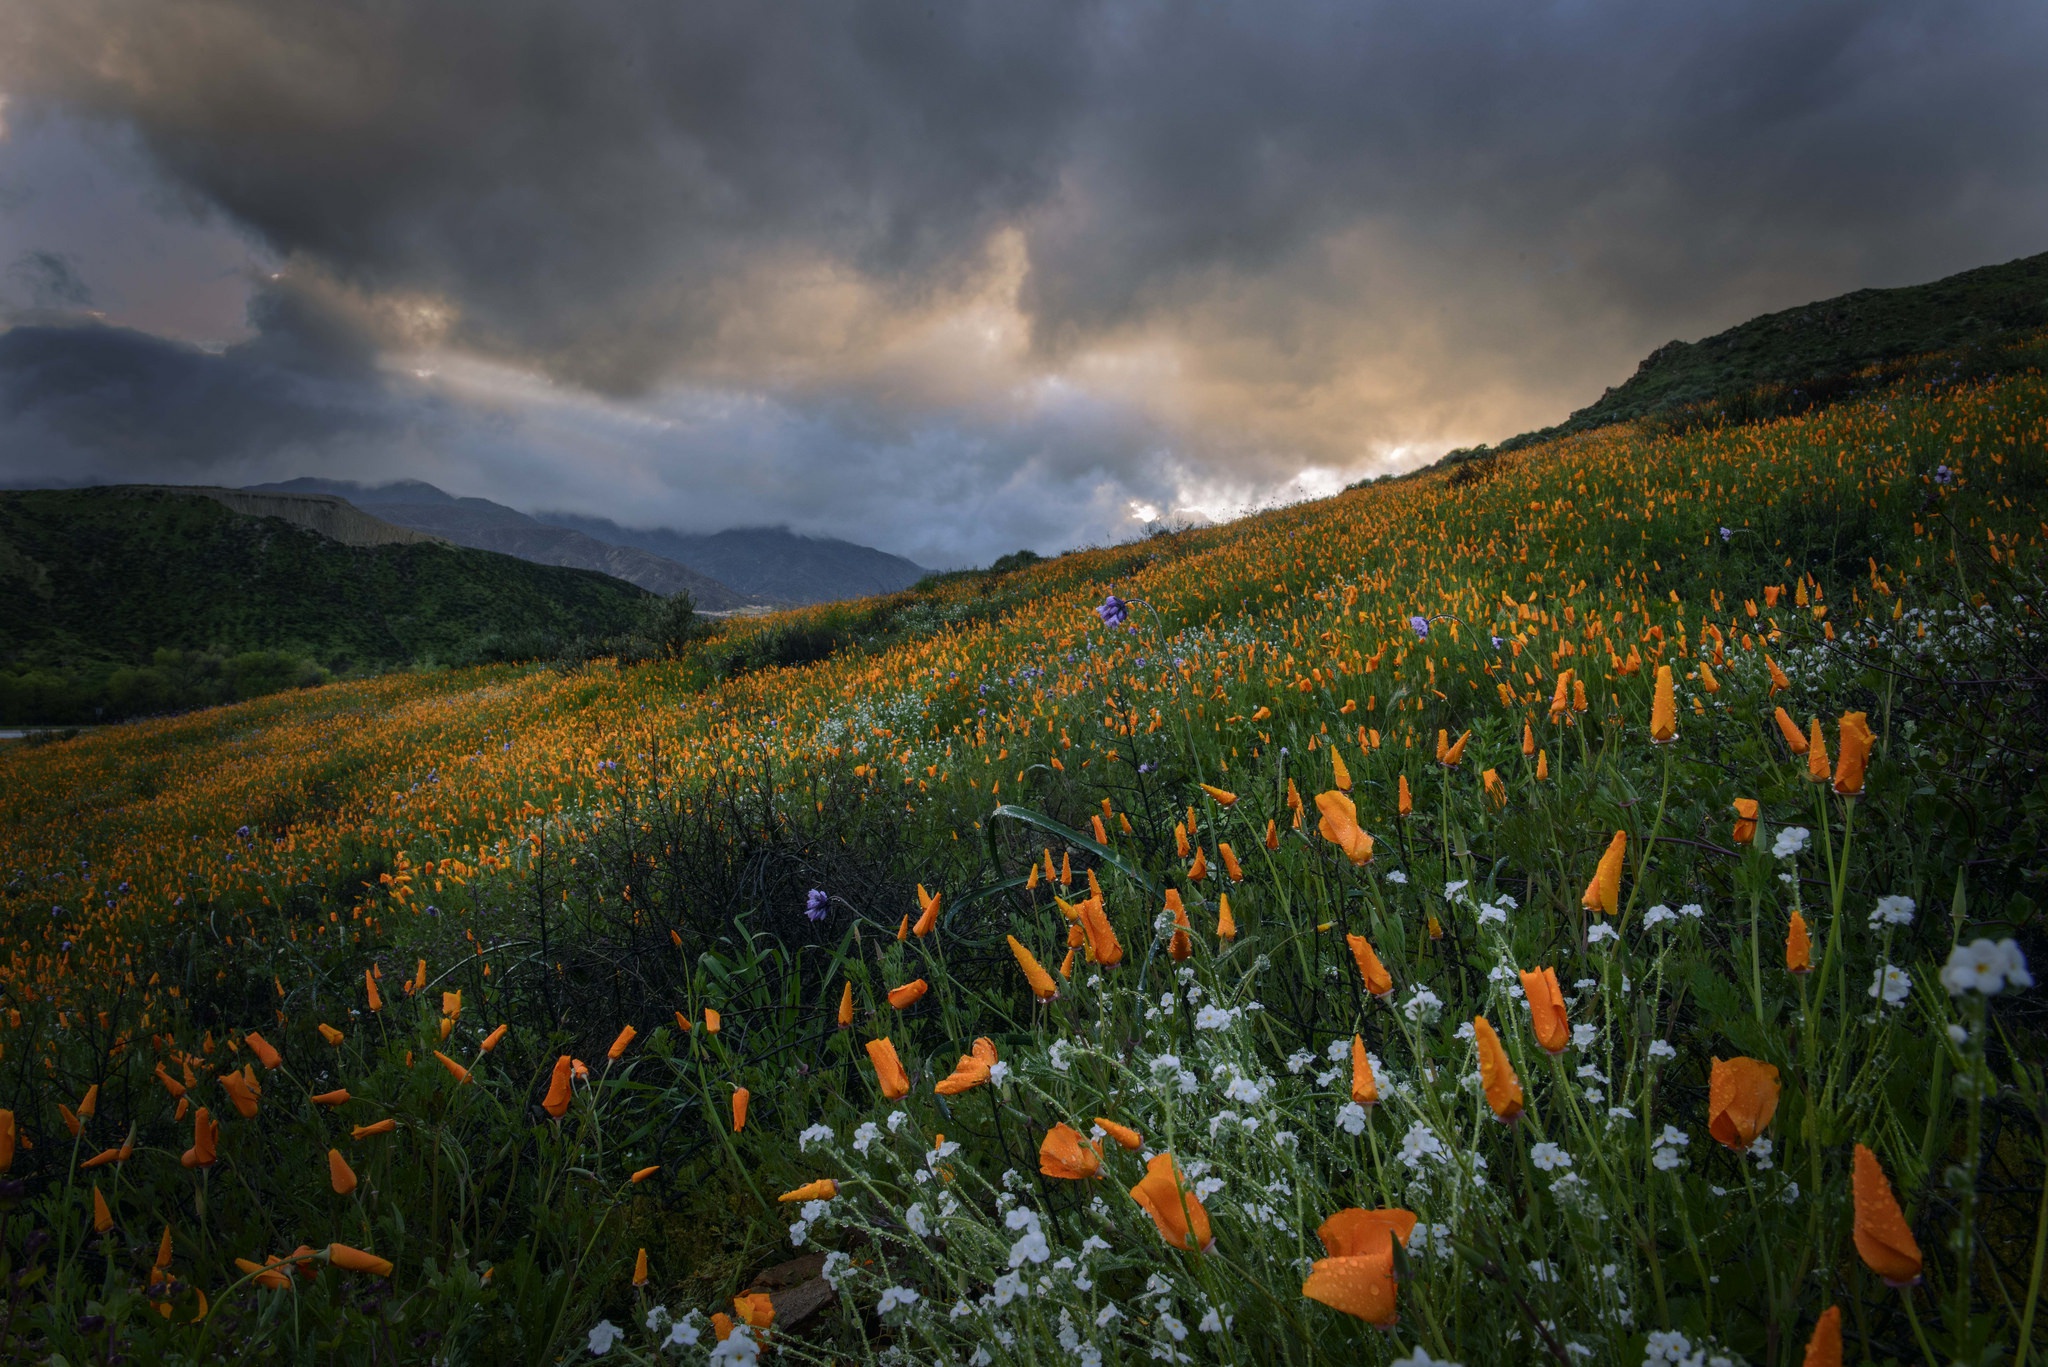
[1097,594,1129,627]
[805,889,830,922]
[1935,464,1953,485]
[1408,616,1429,638]
[1719,526,1733,542]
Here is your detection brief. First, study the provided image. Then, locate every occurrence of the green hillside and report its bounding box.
[0,486,653,723]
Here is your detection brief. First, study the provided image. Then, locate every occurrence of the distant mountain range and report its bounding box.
[248,479,927,608]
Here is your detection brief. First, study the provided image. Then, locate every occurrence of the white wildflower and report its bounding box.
[587,1320,622,1357]
[1772,827,1810,860]
[1869,963,1912,1006]
[1941,939,2033,996]
[1869,895,1915,928]
[1530,1142,1573,1172]
[877,1286,920,1315]
[798,1123,835,1151]
[1336,1101,1368,1135]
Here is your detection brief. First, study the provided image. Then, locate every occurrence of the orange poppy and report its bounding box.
[246,1033,283,1069]
[888,979,930,1010]
[838,981,855,1027]
[631,1165,660,1184]
[434,1051,471,1084]
[1331,747,1353,791]
[1215,892,1236,941]
[1650,664,1677,743]
[92,1185,114,1234]
[329,1149,357,1196]
[1786,912,1812,974]
[732,1087,750,1133]
[1315,791,1374,866]
[705,1009,721,1034]
[1039,1123,1103,1180]
[1078,898,1124,967]
[607,1025,638,1060]
[1707,1056,1780,1150]
[351,1119,398,1140]
[1007,936,1060,1000]
[1129,1152,1213,1252]
[1187,847,1208,882]
[542,1056,575,1118]
[328,1243,394,1278]
[180,1108,218,1168]
[779,1178,838,1203]
[734,1292,775,1329]
[633,1248,649,1288]
[1833,711,1873,796]
[1732,798,1759,845]
[1806,718,1831,782]
[1582,830,1626,915]
[1166,889,1194,961]
[1802,1306,1841,1367]
[1773,706,1809,753]
[1094,1117,1143,1151]
[913,885,941,938]
[1473,1016,1523,1122]
[1345,934,1393,998]
[1199,783,1237,807]
[866,1038,911,1100]
[481,1024,510,1052]
[219,1070,259,1120]
[1482,767,1507,809]
[934,1048,992,1095]
[1218,843,1243,882]
[1350,1035,1377,1107]
[1853,1143,1923,1287]
[1519,967,1568,1054]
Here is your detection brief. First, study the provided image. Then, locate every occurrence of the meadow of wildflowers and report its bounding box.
[0,349,2043,1364]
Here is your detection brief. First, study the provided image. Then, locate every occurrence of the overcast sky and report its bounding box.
[1,1,2044,566]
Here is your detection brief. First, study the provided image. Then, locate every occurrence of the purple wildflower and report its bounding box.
[1409,616,1429,639]
[1935,464,1953,485]
[805,889,830,922]
[1719,526,1733,542]
[1097,594,1129,627]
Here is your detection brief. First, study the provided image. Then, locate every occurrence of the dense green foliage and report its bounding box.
[0,488,653,723]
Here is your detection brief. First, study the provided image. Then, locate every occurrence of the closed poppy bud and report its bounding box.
[1549,669,1574,719]
[1039,1123,1103,1180]
[1482,767,1507,808]
[896,914,910,941]
[1535,749,1549,781]
[1217,842,1243,883]
[1397,774,1413,817]
[542,1056,575,1118]
[838,981,855,1027]
[312,1089,351,1107]
[1650,664,1677,743]
[328,1243,393,1278]
[440,991,462,1020]
[1265,818,1280,850]
[631,1165,660,1184]
[1200,783,1237,807]
[1802,1306,1842,1367]
[1094,1117,1143,1151]
[481,1024,509,1052]
[154,1064,187,1099]
[1215,892,1237,941]
[1315,791,1374,866]
[1187,847,1207,882]
[1582,830,1626,915]
[732,1088,750,1132]
[236,1256,291,1290]
[1786,912,1812,974]
[434,1051,471,1084]
[913,885,941,937]
[1573,676,1589,713]
[633,1248,649,1288]
[711,1312,735,1342]
[1806,718,1831,782]
[1699,661,1720,693]
[1522,720,1536,756]
[1350,1035,1377,1107]
[1166,890,1193,961]
[1772,706,1809,753]
[888,979,929,1010]
[1129,1152,1213,1252]
[1427,913,1443,940]
[1833,711,1873,796]
[364,970,382,1013]
[59,1104,80,1138]
[1345,934,1393,998]
[865,1038,911,1100]
[319,1023,345,1047]
[93,1185,114,1233]
[219,1071,260,1119]
[1331,748,1352,791]
[350,1119,398,1140]
[1008,935,1060,1000]
[1767,656,1790,693]
[1174,822,1190,858]
[704,1009,721,1034]
[779,1178,838,1203]
[329,1149,357,1196]
[1707,1056,1781,1150]
[1732,798,1759,845]
[1443,730,1470,766]
[1078,898,1124,967]
[1853,1143,1923,1286]
[1473,1016,1523,1122]
[607,1025,637,1060]
[180,1107,218,1168]
[933,1051,992,1095]
[80,1146,121,1170]
[79,1084,99,1118]
[1520,967,1569,1054]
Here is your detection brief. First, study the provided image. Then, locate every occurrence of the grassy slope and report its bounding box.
[0,343,2040,1362]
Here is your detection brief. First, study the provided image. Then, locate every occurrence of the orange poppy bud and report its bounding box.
[779,1178,838,1203]
[329,1149,357,1196]
[1650,664,1677,743]
[433,1051,471,1084]
[1314,791,1374,866]
[1766,655,1790,693]
[318,1023,345,1046]
[734,1292,775,1330]
[78,1084,99,1118]
[1573,677,1589,712]
[711,1312,735,1342]
[1129,1152,1213,1252]
[1852,1143,1923,1286]
[441,991,462,1020]
[1442,730,1470,766]
[93,1185,114,1233]
[1535,748,1550,781]
[1521,720,1536,756]
[1833,711,1872,796]
[1805,718,1830,782]
[1059,853,1073,887]
[180,1107,217,1168]
[1331,748,1352,792]
[1520,967,1569,1054]
[1078,899,1124,967]
[1007,936,1059,1000]
[887,979,930,1010]
[1174,823,1190,859]
[631,1165,660,1184]
[1218,842,1242,883]
[1549,669,1574,719]
[704,1009,721,1034]
[837,981,855,1027]
[1699,661,1720,693]
[1349,1035,1377,1107]
[1059,947,1076,978]
[1345,934,1393,998]
[633,1248,649,1287]
[311,1088,350,1107]
[1786,912,1812,974]
[866,1038,911,1100]
[1094,1117,1143,1151]
[1166,889,1193,961]
[896,914,911,941]
[1732,798,1759,845]
[328,1243,393,1278]
[934,1051,992,1095]
[1707,1056,1781,1150]
[607,1025,638,1060]
[732,1088,750,1132]
[1473,1016,1523,1122]
[1187,847,1207,882]
[1200,783,1237,807]
[1265,818,1280,850]
[364,970,382,1013]
[59,1104,80,1138]
[219,1071,260,1120]
[0,1110,15,1174]
[1802,1306,1842,1367]
[1397,774,1413,817]
[80,1146,122,1170]
[154,1064,187,1100]
[1773,706,1808,753]
[1482,767,1506,809]
[1427,913,1443,940]
[235,1255,291,1289]
[1301,1207,1416,1326]
[481,1024,510,1052]
[542,1055,574,1118]
[913,885,941,937]
[350,1119,398,1140]
[1582,830,1626,915]
[1039,1123,1103,1180]
[1215,892,1236,941]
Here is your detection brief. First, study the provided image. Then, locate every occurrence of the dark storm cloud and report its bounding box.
[0,0,2044,560]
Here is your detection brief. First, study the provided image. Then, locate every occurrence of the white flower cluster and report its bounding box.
[1941,939,2032,996]
[1868,894,1915,928]
[1651,1125,1690,1172]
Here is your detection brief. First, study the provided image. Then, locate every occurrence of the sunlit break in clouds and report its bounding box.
[1,1,2045,564]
